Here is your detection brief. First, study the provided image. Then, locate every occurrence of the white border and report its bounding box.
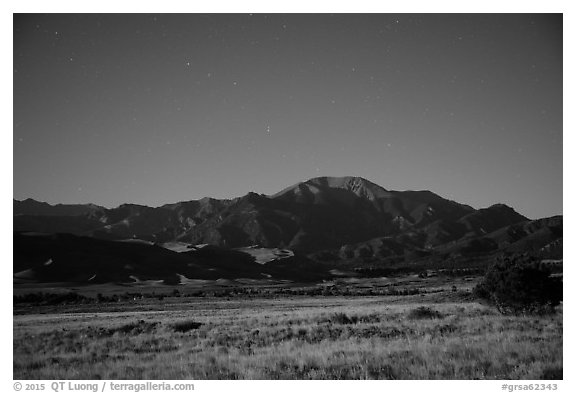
[4,1,573,390]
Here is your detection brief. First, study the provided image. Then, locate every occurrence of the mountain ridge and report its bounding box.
[14,176,526,218]
[13,176,562,284]
[14,176,548,254]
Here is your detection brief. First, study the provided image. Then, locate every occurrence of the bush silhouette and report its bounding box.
[407,306,443,320]
[170,320,203,332]
[325,312,358,325]
[473,253,562,314]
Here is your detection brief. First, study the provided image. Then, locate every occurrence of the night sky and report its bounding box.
[13,14,562,219]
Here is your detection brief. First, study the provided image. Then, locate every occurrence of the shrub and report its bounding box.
[14,292,93,305]
[473,253,562,315]
[109,320,159,335]
[540,367,563,380]
[170,320,203,332]
[407,306,443,320]
[326,312,358,325]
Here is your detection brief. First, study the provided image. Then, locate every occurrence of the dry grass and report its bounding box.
[13,296,562,379]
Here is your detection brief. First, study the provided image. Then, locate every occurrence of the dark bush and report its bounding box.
[473,253,562,315]
[14,292,93,305]
[407,306,443,320]
[109,320,159,335]
[170,320,203,332]
[540,367,562,380]
[327,312,358,325]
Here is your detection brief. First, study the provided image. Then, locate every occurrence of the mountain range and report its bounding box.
[14,176,562,284]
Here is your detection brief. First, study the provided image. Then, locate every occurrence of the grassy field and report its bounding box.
[13,292,562,379]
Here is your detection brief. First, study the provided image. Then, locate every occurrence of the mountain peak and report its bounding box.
[270,176,392,203]
[306,175,381,187]
[487,203,515,210]
[16,198,48,205]
[301,176,391,201]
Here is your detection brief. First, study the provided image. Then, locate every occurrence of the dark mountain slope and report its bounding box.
[458,204,528,236]
[13,232,233,283]
[13,232,332,284]
[14,198,105,216]
[13,215,106,238]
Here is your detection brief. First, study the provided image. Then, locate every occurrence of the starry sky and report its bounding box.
[13,14,562,219]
